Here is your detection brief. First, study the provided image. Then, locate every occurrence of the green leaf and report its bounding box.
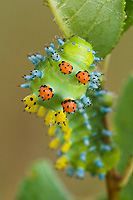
[124,0,133,32]
[46,0,125,58]
[114,75,133,200]
[15,159,73,200]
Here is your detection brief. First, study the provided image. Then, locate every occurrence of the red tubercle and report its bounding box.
[61,99,76,114]
[76,71,90,85]
[59,61,73,74]
[38,85,54,101]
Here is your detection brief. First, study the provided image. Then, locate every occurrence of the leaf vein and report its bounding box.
[64,0,88,23]
[57,0,69,10]
[82,0,108,37]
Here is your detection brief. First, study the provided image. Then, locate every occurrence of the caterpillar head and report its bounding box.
[58,36,95,66]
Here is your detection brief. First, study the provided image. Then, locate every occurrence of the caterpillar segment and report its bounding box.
[37,106,46,117]
[22,94,38,111]
[48,126,57,136]
[46,89,119,179]
[20,36,119,179]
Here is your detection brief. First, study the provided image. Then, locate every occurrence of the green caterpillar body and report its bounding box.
[29,36,95,111]
[21,36,119,179]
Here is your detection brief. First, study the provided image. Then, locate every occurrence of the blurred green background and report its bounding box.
[0,0,132,200]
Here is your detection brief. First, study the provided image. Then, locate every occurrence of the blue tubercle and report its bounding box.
[87,49,91,52]
[50,43,56,49]
[31,55,39,64]
[101,144,111,152]
[92,51,96,55]
[78,108,85,114]
[80,152,86,162]
[91,112,97,118]
[23,75,34,81]
[45,47,50,55]
[101,107,113,113]
[90,74,99,83]
[82,136,90,146]
[95,90,107,96]
[102,129,112,137]
[81,96,91,106]
[66,167,74,176]
[52,52,61,61]
[55,128,59,134]
[84,120,92,130]
[94,159,103,168]
[91,132,97,136]
[60,48,64,52]
[57,39,64,46]
[72,42,76,45]
[76,101,84,109]
[20,83,30,88]
[47,47,55,54]
[90,63,95,68]
[28,56,36,65]
[32,70,43,78]
[94,57,100,62]
[89,82,99,89]
[36,54,45,61]
[83,113,89,120]
[88,146,96,152]
[76,168,85,179]
[57,150,64,157]
[93,72,102,77]
[99,173,105,179]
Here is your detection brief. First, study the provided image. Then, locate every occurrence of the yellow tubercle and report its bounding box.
[37,106,46,117]
[23,94,38,108]
[56,157,68,170]
[54,110,67,126]
[25,104,39,113]
[45,110,56,126]
[49,138,60,149]
[64,128,72,141]
[61,120,69,132]
[61,141,72,153]
[48,126,57,136]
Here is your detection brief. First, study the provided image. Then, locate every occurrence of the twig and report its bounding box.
[119,154,133,188]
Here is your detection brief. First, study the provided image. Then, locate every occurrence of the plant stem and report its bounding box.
[101,54,120,200]
[103,115,133,200]
[106,169,121,200]
[119,154,133,188]
[100,54,112,75]
[103,116,121,200]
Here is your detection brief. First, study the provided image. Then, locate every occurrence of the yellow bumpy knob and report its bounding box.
[25,104,39,113]
[56,157,68,170]
[37,106,46,117]
[48,126,57,136]
[64,128,72,141]
[54,110,67,126]
[49,138,60,149]
[45,111,56,126]
[23,94,38,108]
[61,141,72,153]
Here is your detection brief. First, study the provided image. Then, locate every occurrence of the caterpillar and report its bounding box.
[20,36,120,179]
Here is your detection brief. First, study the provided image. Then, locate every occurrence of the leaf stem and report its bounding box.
[47,0,71,38]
